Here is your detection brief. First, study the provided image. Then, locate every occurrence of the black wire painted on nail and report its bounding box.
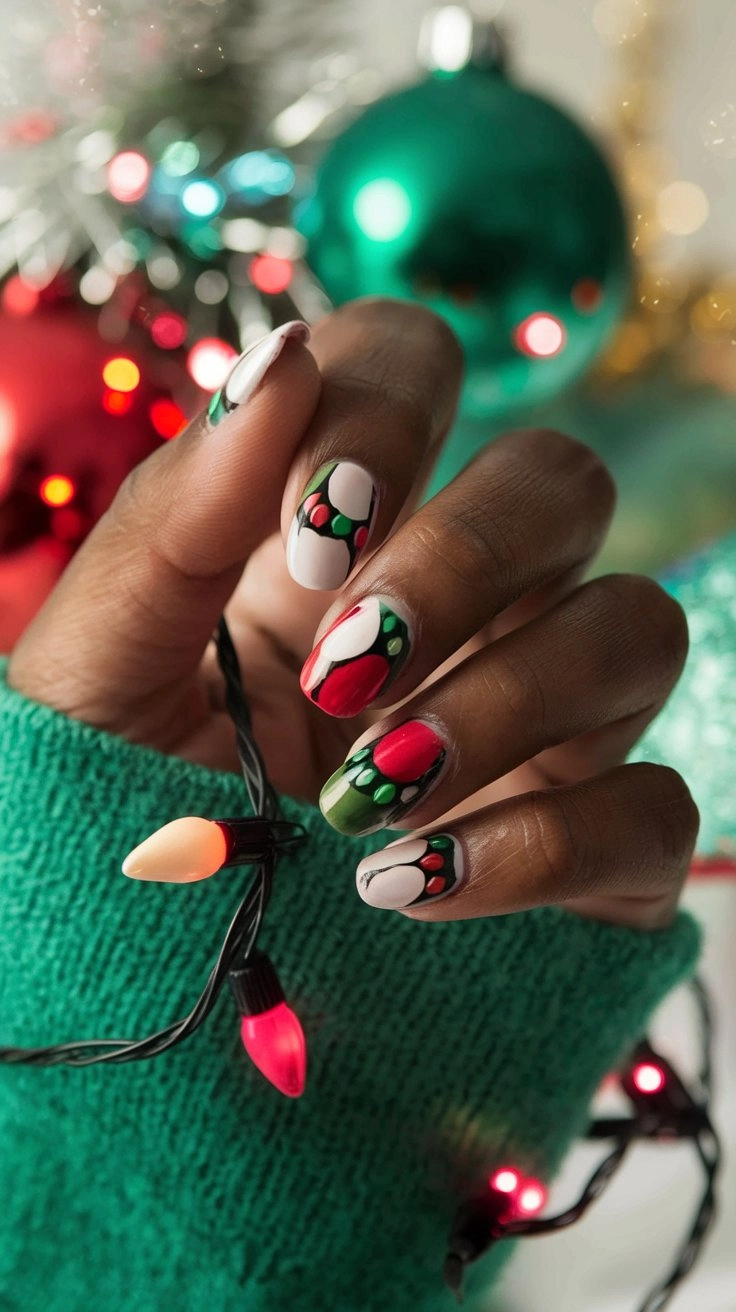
[0,614,303,1067]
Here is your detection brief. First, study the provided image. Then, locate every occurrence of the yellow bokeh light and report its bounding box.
[656,182,710,236]
[102,357,141,393]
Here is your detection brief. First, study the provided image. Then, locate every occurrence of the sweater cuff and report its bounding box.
[0,658,700,1312]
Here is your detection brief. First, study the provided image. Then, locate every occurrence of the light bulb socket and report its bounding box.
[229,951,285,1016]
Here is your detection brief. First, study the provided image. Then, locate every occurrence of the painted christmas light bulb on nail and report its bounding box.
[300,597,411,717]
[287,460,378,590]
[319,719,447,836]
[356,834,463,909]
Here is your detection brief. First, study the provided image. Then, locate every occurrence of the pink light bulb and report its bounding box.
[240,1002,307,1099]
[490,1168,520,1195]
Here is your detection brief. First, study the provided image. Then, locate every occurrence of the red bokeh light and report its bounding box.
[514,312,567,359]
[102,389,134,415]
[249,254,294,296]
[2,276,40,317]
[107,151,151,204]
[572,278,604,313]
[516,1180,547,1217]
[149,398,188,440]
[187,337,238,391]
[150,311,188,351]
[632,1062,666,1095]
[490,1168,520,1195]
[40,474,76,507]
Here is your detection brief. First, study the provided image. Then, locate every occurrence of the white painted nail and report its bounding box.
[208,320,310,425]
[286,460,378,590]
[356,835,464,909]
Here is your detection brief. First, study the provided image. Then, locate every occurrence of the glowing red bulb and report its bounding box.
[632,1062,666,1095]
[187,338,238,391]
[516,1179,547,1217]
[107,151,151,203]
[249,254,293,296]
[240,1002,307,1099]
[490,1168,520,1195]
[514,312,567,359]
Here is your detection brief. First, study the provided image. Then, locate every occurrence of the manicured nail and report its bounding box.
[286,460,378,591]
[319,719,447,836]
[356,834,464,909]
[207,320,310,426]
[300,596,412,717]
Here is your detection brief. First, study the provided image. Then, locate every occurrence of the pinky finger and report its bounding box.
[355,763,699,930]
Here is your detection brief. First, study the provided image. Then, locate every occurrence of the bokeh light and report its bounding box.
[632,1062,665,1095]
[40,475,76,507]
[516,1181,547,1216]
[160,140,200,177]
[107,151,151,204]
[102,389,134,415]
[490,1168,519,1194]
[150,311,188,350]
[149,398,188,439]
[249,254,293,295]
[187,338,238,391]
[181,179,226,218]
[514,312,567,358]
[1,275,40,317]
[657,181,710,236]
[353,179,412,241]
[227,150,296,198]
[102,357,141,392]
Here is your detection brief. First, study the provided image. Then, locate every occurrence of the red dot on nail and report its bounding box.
[309,503,330,528]
[425,876,446,896]
[354,525,369,549]
[373,721,444,784]
[303,492,321,513]
[420,853,444,871]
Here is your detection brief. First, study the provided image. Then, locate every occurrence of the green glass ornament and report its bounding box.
[300,64,630,418]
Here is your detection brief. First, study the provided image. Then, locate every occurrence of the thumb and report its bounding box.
[8,321,320,721]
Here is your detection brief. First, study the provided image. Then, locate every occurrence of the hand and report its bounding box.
[8,299,698,929]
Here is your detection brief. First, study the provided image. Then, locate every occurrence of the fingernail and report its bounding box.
[356,834,464,909]
[286,461,378,591]
[319,719,447,836]
[207,320,310,426]
[300,597,412,717]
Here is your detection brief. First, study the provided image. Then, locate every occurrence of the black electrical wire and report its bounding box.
[0,614,287,1068]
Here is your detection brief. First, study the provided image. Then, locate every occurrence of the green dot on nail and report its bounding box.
[352,747,370,762]
[430,835,452,849]
[331,513,352,536]
[387,637,403,656]
[373,783,396,805]
[382,613,398,632]
[356,768,376,787]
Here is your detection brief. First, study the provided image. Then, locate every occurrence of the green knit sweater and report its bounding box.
[0,656,699,1312]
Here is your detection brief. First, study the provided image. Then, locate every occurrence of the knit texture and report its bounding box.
[0,658,699,1312]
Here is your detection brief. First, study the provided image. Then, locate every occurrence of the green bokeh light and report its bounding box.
[353,179,412,242]
[160,140,200,178]
[181,179,225,219]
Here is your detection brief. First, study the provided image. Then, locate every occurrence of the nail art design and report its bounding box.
[300,597,411,717]
[207,320,310,426]
[286,461,378,591]
[319,719,447,836]
[356,834,463,909]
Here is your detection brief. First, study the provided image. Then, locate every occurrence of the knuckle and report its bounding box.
[522,791,581,892]
[587,574,689,686]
